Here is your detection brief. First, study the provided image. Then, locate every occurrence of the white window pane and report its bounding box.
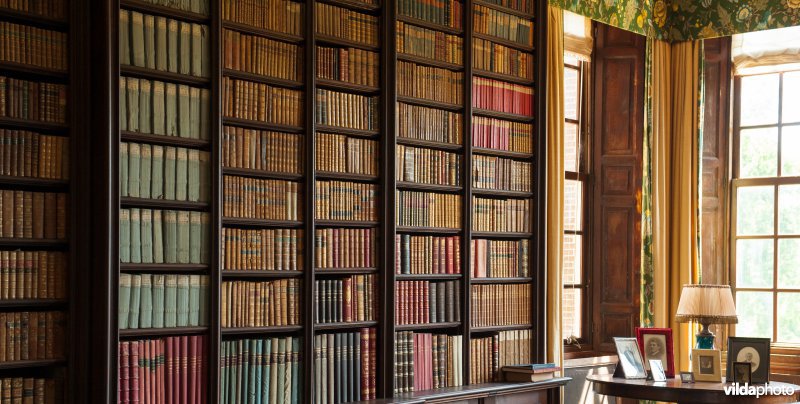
[783,72,800,124]
[562,288,582,339]
[779,184,800,234]
[780,125,800,176]
[740,74,780,126]
[564,54,581,66]
[778,239,800,289]
[736,186,774,236]
[564,68,579,121]
[564,122,579,172]
[736,239,774,288]
[778,293,800,343]
[562,234,582,284]
[739,127,778,178]
[736,292,774,339]
[564,180,583,231]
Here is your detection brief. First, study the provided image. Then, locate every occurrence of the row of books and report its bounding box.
[0,0,67,19]
[139,0,209,14]
[118,336,208,404]
[472,116,532,153]
[472,154,531,192]
[222,228,302,272]
[316,46,378,88]
[315,228,375,270]
[315,275,376,324]
[480,0,534,13]
[396,144,461,186]
[470,329,532,383]
[395,234,461,275]
[0,129,69,180]
[222,77,303,127]
[473,76,534,117]
[223,29,301,82]
[471,239,529,278]
[0,377,63,403]
[397,102,462,145]
[473,38,533,79]
[222,126,303,175]
[397,0,463,29]
[222,0,303,36]
[470,283,530,327]
[394,332,463,393]
[314,180,376,222]
[396,22,463,65]
[315,89,379,131]
[221,337,302,404]
[396,191,461,228]
[120,77,211,140]
[0,250,67,300]
[118,274,209,330]
[220,279,300,328]
[0,311,65,362]
[473,5,533,46]
[314,329,377,403]
[0,190,68,240]
[120,142,211,202]
[119,11,209,78]
[0,22,67,70]
[0,77,66,123]
[395,280,460,325]
[397,61,464,105]
[316,132,378,176]
[314,3,378,47]
[222,176,301,221]
[119,208,211,265]
[472,196,530,233]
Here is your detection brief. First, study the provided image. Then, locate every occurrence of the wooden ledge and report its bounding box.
[352,379,571,403]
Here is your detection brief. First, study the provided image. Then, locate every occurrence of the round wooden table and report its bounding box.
[588,374,800,404]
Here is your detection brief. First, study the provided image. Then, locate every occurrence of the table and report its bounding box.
[588,374,800,404]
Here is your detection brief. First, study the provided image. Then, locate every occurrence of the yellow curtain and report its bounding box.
[545,5,564,369]
[651,40,702,372]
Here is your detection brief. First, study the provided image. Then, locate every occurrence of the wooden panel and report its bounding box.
[591,22,645,353]
[490,391,548,404]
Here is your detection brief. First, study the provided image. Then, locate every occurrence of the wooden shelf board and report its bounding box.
[396,53,464,72]
[396,226,462,234]
[315,124,379,138]
[120,197,210,211]
[395,322,461,331]
[396,182,462,193]
[221,326,304,336]
[0,62,68,82]
[315,78,379,95]
[0,238,67,248]
[395,274,463,280]
[316,0,380,13]
[396,15,464,36]
[0,299,68,309]
[472,32,534,53]
[119,263,209,273]
[222,167,303,181]
[470,324,533,333]
[0,176,69,190]
[0,8,67,30]
[120,131,210,149]
[473,69,535,86]
[222,117,304,134]
[315,34,380,52]
[121,65,210,87]
[0,117,68,134]
[471,231,533,239]
[470,277,533,284]
[473,0,535,20]
[396,137,463,152]
[223,69,304,89]
[222,270,303,278]
[396,96,463,112]
[314,268,378,275]
[222,218,304,228]
[316,171,379,182]
[471,188,533,198]
[222,21,304,43]
[119,326,209,338]
[121,0,210,23]
[314,321,378,331]
[472,108,535,123]
[471,147,533,159]
[0,359,66,370]
[315,220,379,228]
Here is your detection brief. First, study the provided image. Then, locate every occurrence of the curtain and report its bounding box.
[545,4,564,370]
[563,10,593,60]
[732,25,800,74]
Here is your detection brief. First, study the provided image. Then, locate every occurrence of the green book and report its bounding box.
[139,79,152,134]
[177,210,190,263]
[198,151,209,202]
[252,339,262,404]
[187,149,199,202]
[153,209,164,263]
[262,338,272,404]
[141,208,153,263]
[220,342,227,403]
[128,142,141,198]
[151,145,164,199]
[200,212,209,264]
[119,78,128,131]
[314,334,322,404]
[178,85,190,138]
[130,208,141,264]
[129,274,142,328]
[179,22,191,76]
[155,17,167,71]
[200,25,209,78]
[189,211,201,264]
[191,23,202,77]
[119,209,131,262]
[152,81,166,135]
[326,334,334,404]
[164,274,177,327]
[176,147,188,201]
[167,19,179,73]
[164,147,176,200]
[126,78,140,132]
[189,87,200,139]
[152,274,165,328]
[165,83,178,136]
[242,339,251,403]
[164,210,178,263]
[120,143,129,197]
[118,273,132,329]
[198,269,208,326]
[140,274,153,328]
[119,10,131,65]
[144,14,156,70]
[200,89,210,141]
[231,342,239,404]
[188,275,199,326]
[291,337,300,404]
[131,11,145,67]
[176,274,189,326]
[273,337,283,404]
[140,144,152,199]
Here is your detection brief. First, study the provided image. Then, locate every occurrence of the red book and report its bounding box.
[120,342,129,404]
[130,341,140,404]
[446,237,453,274]
[343,278,352,322]
[360,329,368,399]
[189,336,197,404]
[165,337,173,404]
[200,336,207,404]
[180,336,188,404]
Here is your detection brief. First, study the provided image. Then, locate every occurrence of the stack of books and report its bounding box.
[502,363,561,382]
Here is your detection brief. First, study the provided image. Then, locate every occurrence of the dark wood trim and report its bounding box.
[303,1,317,400]
[0,299,69,308]
[396,96,464,112]
[472,147,533,159]
[120,0,210,23]
[0,359,68,370]
[472,69,534,86]
[0,7,68,30]
[470,231,533,239]
[470,324,533,333]
[0,176,70,190]
[315,124,380,137]
[470,277,533,284]
[315,220,380,228]
[395,182,463,193]
[221,167,304,181]
[315,268,379,275]
[532,0,548,363]
[221,117,304,133]
[316,171,380,182]
[396,53,464,71]
[396,226,462,234]
[0,238,68,248]
[0,61,69,82]
[120,131,211,149]
[472,32,534,52]
[395,274,463,280]
[120,64,211,86]
[314,320,380,331]
[221,21,304,44]
[316,34,380,52]
[471,188,533,198]
[472,0,535,20]
[221,270,304,278]
[119,263,210,273]
[395,322,462,331]
[396,137,463,152]
[316,0,381,13]
[472,108,535,123]
[395,15,464,36]
[118,326,209,338]
[316,78,381,95]
[222,69,304,89]
[0,117,70,134]
[119,196,211,210]
[221,325,304,336]
[221,218,304,228]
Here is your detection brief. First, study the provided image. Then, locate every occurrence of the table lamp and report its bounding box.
[674,284,738,349]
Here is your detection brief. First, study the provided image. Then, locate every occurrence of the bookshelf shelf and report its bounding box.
[0,359,67,371]
[316,35,381,52]
[397,96,464,112]
[120,65,211,87]
[472,108,535,123]
[0,117,69,134]
[120,196,211,211]
[222,270,304,278]
[471,147,533,159]
[396,15,464,36]
[221,21,305,44]
[222,167,304,181]
[222,218,304,229]
[0,61,68,82]
[470,324,533,333]
[120,0,210,23]
[397,53,464,72]
[396,182,462,193]
[315,268,378,275]
[0,238,67,248]
[221,325,304,336]
[473,69,535,86]
[119,326,209,338]
[395,322,461,331]
[0,176,69,190]
[316,171,380,182]
[120,131,211,149]
[470,277,533,284]
[0,299,69,308]
[222,69,304,89]
[314,321,378,331]
[0,7,67,31]
[222,117,304,134]
[315,78,380,95]
[315,220,380,228]
[317,0,381,13]
[471,231,533,239]
[119,263,210,273]
[472,32,534,53]
[471,188,533,198]
[315,124,380,138]
[395,274,463,280]
[396,137,464,152]
[396,226,462,235]
[473,0,536,20]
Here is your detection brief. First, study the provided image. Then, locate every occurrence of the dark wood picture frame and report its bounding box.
[732,362,752,384]
[727,337,771,384]
[636,327,675,378]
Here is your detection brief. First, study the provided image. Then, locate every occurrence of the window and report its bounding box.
[563,54,590,346]
[732,70,800,344]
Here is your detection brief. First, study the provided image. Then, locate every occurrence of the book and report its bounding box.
[395,234,461,275]
[119,208,210,264]
[315,90,379,131]
[314,181,376,222]
[316,46,378,87]
[395,280,460,325]
[470,284,531,327]
[316,133,378,176]
[220,279,300,327]
[314,275,376,324]
[224,29,301,82]
[472,116,533,153]
[314,329,376,403]
[470,330,532,383]
[396,191,461,228]
[222,228,303,272]
[397,61,463,105]
[472,154,531,192]
[397,0,463,29]
[222,176,301,221]
[396,144,461,186]
[396,22,463,65]
[0,311,65,362]
[221,0,302,35]
[473,38,533,79]
[472,197,530,233]
[0,190,68,239]
[315,228,375,270]
[397,103,463,145]
[222,77,302,127]
[221,126,303,174]
[0,77,67,123]
[472,76,534,117]
[0,22,68,70]
[0,130,69,180]
[119,78,210,140]
[473,5,534,46]
[394,332,463,393]
[471,239,529,278]
[314,3,378,46]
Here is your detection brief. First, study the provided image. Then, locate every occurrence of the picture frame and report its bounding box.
[732,362,752,384]
[636,327,675,378]
[727,337,771,384]
[680,371,695,383]
[613,337,647,379]
[692,349,722,382]
[649,359,667,382]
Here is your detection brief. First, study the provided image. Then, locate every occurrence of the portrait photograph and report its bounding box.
[727,337,771,383]
[692,349,721,382]
[636,327,675,378]
[614,337,647,379]
[732,362,752,384]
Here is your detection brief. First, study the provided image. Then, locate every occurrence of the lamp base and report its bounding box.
[695,323,715,349]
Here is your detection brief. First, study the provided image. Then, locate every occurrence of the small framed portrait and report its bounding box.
[680,371,695,383]
[636,327,675,378]
[732,362,752,384]
[727,337,770,383]
[692,349,722,382]
[614,337,647,379]
[649,359,667,382]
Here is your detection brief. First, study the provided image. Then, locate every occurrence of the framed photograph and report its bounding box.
[680,371,695,383]
[636,327,675,378]
[613,337,647,379]
[649,359,667,382]
[727,337,770,383]
[732,362,752,384]
[692,349,722,382]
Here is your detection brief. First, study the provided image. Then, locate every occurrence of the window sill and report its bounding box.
[564,353,618,369]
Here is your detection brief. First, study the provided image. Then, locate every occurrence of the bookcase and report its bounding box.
[104,0,554,402]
